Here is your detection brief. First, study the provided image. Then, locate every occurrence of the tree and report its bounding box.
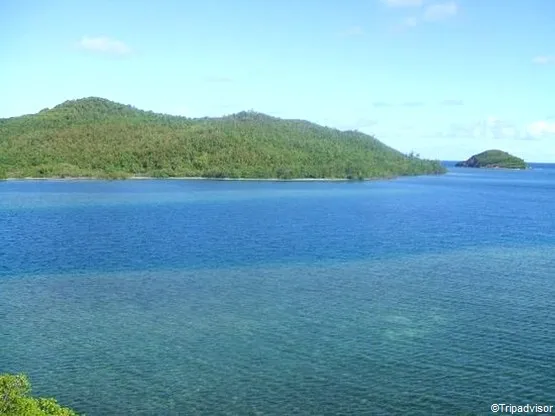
[0,97,446,179]
[0,374,79,416]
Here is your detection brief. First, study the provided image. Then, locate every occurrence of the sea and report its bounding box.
[1,163,554,415]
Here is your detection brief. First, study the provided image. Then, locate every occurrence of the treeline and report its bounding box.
[0,373,78,415]
[0,97,446,180]
[455,149,526,169]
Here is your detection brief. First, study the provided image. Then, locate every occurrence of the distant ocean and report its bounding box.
[442,160,554,170]
[1,164,554,415]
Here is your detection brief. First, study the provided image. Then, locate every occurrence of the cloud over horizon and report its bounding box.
[527,121,555,138]
[433,116,555,142]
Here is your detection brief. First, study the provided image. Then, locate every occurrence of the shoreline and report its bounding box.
[2,175,399,182]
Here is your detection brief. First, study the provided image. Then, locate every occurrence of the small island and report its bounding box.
[455,149,526,169]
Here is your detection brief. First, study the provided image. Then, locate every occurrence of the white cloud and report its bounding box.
[78,36,131,55]
[381,0,423,7]
[485,117,525,139]
[527,121,555,137]
[436,117,535,141]
[496,125,519,139]
[532,56,555,65]
[423,2,458,21]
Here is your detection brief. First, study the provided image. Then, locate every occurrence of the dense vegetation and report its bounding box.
[455,149,526,169]
[0,374,78,415]
[0,97,445,180]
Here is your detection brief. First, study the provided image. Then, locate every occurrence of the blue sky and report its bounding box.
[1,0,554,161]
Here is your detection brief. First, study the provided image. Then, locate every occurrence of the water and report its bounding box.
[1,166,554,415]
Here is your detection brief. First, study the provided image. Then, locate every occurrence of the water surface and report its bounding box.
[1,166,554,415]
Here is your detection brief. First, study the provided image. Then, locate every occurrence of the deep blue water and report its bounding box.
[1,166,554,415]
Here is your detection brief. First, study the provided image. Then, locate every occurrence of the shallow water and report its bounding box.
[1,166,554,415]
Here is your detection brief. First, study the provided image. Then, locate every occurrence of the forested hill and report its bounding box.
[0,97,445,179]
[455,149,526,169]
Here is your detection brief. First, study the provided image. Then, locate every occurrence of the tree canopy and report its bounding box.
[0,374,78,416]
[455,149,526,169]
[0,97,446,180]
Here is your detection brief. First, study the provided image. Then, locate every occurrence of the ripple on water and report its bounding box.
[1,245,554,415]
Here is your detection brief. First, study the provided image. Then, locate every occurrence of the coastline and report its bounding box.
[2,175,398,182]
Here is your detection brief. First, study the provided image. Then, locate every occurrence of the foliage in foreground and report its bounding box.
[0,97,445,179]
[0,374,79,415]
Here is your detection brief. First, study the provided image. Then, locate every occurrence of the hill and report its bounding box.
[455,149,526,169]
[0,97,446,180]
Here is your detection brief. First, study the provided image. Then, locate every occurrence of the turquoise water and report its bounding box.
[1,166,554,415]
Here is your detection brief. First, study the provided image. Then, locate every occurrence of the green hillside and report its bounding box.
[455,149,526,169]
[0,97,445,180]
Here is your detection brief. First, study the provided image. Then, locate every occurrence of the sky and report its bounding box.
[1,0,554,162]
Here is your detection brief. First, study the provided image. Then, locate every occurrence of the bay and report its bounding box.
[1,165,554,415]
